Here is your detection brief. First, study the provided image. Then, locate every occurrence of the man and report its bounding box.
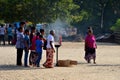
[16,27,24,66]
[15,22,25,66]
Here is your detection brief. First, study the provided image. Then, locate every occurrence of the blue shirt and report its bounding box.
[35,39,43,53]
[24,35,30,48]
[7,27,13,36]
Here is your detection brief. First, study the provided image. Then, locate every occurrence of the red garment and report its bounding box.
[85,35,97,48]
[30,36,37,50]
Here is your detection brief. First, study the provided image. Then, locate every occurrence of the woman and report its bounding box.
[43,30,55,68]
[84,29,97,64]
[29,27,37,66]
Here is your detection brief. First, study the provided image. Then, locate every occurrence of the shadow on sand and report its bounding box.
[88,64,120,67]
[78,62,120,68]
[97,42,119,46]
[0,45,15,47]
[0,64,47,71]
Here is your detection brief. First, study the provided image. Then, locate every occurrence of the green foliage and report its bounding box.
[111,19,120,31]
[73,0,120,34]
[0,0,80,23]
[0,20,5,24]
[0,0,120,35]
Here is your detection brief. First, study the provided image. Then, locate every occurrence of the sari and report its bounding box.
[43,48,54,68]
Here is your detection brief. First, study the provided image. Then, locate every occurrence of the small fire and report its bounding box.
[59,35,62,45]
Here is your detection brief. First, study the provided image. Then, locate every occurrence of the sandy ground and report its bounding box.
[0,42,120,80]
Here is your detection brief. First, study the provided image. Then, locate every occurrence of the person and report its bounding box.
[40,29,45,39]
[0,24,6,45]
[87,26,93,32]
[15,27,24,66]
[84,26,93,59]
[40,29,45,37]
[13,22,25,45]
[29,27,37,66]
[7,24,13,45]
[30,27,36,45]
[43,30,55,68]
[24,29,30,67]
[35,35,43,67]
[12,23,18,45]
[40,29,47,50]
[19,22,26,31]
[84,29,97,64]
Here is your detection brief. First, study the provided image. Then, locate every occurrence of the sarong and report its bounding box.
[84,47,96,62]
[29,51,38,66]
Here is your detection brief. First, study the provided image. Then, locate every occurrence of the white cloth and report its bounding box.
[15,31,25,49]
[0,27,5,35]
[46,34,55,49]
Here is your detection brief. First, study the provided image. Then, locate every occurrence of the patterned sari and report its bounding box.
[43,48,54,68]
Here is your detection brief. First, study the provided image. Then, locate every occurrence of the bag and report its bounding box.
[43,40,47,50]
[12,38,16,45]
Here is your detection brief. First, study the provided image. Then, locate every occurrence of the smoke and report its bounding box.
[47,18,68,42]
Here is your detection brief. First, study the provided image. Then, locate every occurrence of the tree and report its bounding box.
[73,0,120,34]
[111,19,120,31]
[0,0,80,24]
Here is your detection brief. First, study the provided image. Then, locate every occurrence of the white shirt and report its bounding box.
[0,27,5,35]
[46,34,55,49]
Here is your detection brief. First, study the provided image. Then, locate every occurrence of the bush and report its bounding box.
[111,19,120,31]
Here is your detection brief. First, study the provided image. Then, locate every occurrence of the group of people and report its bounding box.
[15,22,55,68]
[0,24,14,45]
[1,21,97,66]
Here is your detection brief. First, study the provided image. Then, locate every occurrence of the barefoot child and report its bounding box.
[35,35,43,67]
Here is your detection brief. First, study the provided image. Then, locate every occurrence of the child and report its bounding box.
[40,29,46,50]
[35,35,43,67]
[24,29,30,67]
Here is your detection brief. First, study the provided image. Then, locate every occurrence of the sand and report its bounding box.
[0,42,120,80]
